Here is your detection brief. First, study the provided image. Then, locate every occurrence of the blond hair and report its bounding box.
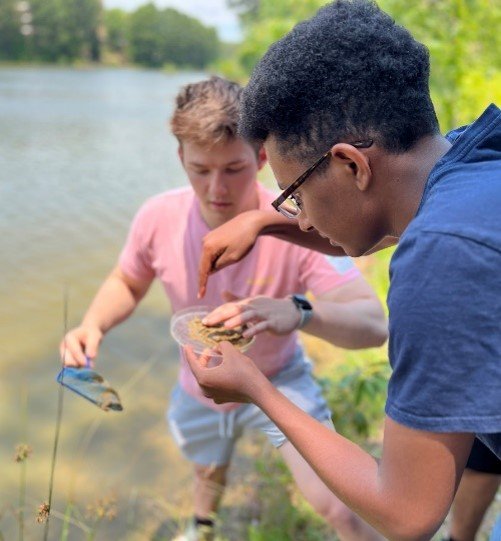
[170,76,244,148]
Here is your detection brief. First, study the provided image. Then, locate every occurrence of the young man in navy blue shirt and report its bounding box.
[187,1,500,539]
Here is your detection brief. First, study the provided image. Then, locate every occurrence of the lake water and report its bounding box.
[0,67,262,540]
[0,67,206,362]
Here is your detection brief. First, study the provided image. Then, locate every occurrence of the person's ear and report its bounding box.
[177,145,184,164]
[257,146,267,170]
[330,143,372,192]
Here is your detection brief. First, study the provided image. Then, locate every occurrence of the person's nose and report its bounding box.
[208,172,229,198]
[297,212,314,232]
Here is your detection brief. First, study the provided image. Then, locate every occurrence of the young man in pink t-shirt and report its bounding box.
[61,77,387,541]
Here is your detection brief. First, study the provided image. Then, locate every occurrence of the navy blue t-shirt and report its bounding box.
[386,104,501,458]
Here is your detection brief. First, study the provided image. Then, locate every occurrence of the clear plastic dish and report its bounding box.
[170,305,255,357]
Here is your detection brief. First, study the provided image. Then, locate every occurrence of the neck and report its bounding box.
[380,134,452,238]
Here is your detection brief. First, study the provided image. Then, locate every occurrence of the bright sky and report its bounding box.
[103,0,242,42]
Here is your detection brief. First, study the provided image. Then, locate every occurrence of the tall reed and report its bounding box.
[41,288,69,540]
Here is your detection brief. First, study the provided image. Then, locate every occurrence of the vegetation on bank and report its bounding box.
[220,0,501,132]
[0,0,219,69]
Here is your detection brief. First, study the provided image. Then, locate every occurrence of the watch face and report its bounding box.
[293,294,312,310]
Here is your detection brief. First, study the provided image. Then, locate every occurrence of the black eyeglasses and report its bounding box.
[271,140,373,218]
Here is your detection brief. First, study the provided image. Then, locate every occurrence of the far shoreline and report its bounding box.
[0,60,211,75]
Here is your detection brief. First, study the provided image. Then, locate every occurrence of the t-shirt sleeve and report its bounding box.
[386,231,501,434]
[297,249,360,296]
[118,203,156,282]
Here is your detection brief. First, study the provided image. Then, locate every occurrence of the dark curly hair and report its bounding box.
[240,0,440,161]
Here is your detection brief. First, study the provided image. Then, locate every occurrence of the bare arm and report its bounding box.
[198,208,397,297]
[303,276,387,348]
[203,276,387,349]
[252,383,472,541]
[198,210,344,297]
[264,211,397,255]
[261,210,349,254]
[185,344,474,541]
[60,265,153,366]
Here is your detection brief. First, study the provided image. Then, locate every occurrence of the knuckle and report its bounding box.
[202,238,214,250]
[198,375,209,387]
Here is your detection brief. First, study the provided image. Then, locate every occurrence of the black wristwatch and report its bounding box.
[290,294,313,329]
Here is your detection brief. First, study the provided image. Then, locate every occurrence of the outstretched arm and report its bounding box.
[203,277,387,349]
[300,276,388,348]
[198,209,346,298]
[60,265,152,366]
[198,208,397,297]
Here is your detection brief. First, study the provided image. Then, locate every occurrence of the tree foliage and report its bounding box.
[128,4,219,68]
[0,0,26,60]
[380,0,501,129]
[0,0,220,68]
[0,0,101,61]
[225,0,501,131]
[104,8,128,56]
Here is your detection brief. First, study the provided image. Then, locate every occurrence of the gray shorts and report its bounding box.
[167,349,333,466]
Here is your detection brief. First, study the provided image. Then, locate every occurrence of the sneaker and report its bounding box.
[172,522,215,541]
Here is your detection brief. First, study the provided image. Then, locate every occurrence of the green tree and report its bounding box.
[0,0,26,60]
[22,0,102,62]
[160,8,218,68]
[128,3,219,68]
[226,0,324,72]
[378,0,501,130]
[226,0,501,130]
[227,0,259,25]
[128,3,164,67]
[103,7,128,56]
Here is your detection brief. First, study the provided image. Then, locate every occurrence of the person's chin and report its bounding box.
[330,238,364,258]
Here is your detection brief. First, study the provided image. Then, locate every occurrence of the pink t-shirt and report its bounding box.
[119,183,359,411]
